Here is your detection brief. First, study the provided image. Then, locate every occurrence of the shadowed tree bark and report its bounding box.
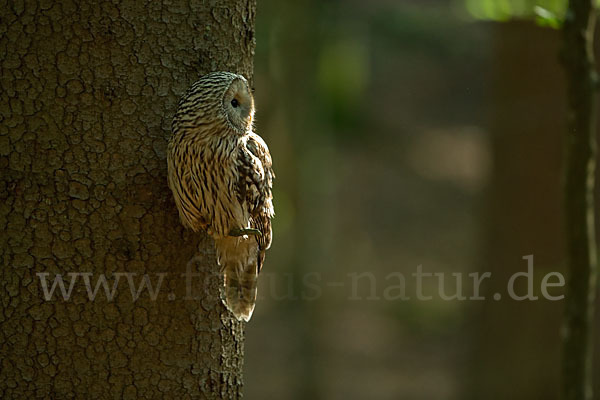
[561,1,598,399]
[0,0,255,398]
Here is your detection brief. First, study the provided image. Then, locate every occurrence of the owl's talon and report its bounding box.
[229,228,262,237]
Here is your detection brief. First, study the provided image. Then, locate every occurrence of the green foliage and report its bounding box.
[317,38,369,131]
[464,0,567,27]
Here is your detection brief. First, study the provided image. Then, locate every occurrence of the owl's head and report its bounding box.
[221,75,254,134]
[172,71,255,138]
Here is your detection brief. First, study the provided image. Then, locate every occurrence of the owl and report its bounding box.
[167,71,274,322]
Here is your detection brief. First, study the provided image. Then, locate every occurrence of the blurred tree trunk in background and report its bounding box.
[0,0,255,398]
[561,1,598,398]
[273,1,323,399]
[467,22,567,400]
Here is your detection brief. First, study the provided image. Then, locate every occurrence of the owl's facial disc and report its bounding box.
[223,79,254,133]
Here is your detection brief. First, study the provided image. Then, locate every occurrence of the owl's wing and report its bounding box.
[237,133,274,268]
[167,142,209,232]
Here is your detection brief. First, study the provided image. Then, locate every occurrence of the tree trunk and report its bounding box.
[467,22,567,400]
[561,1,598,399]
[0,0,255,398]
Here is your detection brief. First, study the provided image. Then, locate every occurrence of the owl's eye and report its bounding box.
[231,99,239,108]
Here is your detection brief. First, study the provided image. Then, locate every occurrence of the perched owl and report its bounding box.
[167,71,274,322]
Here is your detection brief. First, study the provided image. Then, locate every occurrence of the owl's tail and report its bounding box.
[215,237,259,322]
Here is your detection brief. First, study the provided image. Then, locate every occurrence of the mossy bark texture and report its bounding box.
[0,0,255,398]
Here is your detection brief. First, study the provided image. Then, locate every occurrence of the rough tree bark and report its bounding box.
[561,1,598,400]
[0,0,255,398]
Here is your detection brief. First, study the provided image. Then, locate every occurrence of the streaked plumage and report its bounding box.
[167,72,274,321]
